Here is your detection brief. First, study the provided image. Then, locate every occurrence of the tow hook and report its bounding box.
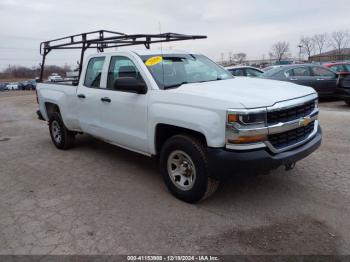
[285,162,296,171]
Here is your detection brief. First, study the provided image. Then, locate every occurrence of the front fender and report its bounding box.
[148,103,226,154]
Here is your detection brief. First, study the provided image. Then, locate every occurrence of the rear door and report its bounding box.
[75,56,106,136]
[310,66,337,96]
[97,54,149,153]
[284,67,315,87]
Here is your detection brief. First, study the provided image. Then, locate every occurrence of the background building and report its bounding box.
[309,48,350,62]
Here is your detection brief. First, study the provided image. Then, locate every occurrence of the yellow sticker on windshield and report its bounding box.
[145,56,163,66]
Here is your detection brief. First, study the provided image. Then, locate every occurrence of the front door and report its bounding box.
[97,55,149,153]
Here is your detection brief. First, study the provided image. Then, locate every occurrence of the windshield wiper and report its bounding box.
[163,77,225,89]
[199,77,223,83]
[164,82,188,89]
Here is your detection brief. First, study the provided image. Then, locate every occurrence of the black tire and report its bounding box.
[48,112,75,149]
[160,135,219,203]
[345,100,350,106]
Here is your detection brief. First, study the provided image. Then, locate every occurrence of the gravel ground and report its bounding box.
[0,91,349,255]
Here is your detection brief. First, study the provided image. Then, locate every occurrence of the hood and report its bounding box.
[170,77,316,109]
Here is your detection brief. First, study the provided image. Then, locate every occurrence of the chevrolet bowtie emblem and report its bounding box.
[299,116,311,127]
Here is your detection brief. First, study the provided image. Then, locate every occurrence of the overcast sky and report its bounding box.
[0,0,349,69]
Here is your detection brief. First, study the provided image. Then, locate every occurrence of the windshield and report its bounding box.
[140,54,232,89]
[343,64,350,72]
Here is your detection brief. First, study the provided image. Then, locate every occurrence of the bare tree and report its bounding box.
[313,33,328,55]
[270,41,290,62]
[220,53,224,64]
[228,52,233,64]
[233,53,247,64]
[300,36,315,59]
[0,64,72,80]
[330,30,350,55]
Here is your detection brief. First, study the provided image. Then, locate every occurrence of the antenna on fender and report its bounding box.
[158,22,165,88]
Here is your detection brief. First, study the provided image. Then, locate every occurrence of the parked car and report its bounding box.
[260,64,339,97]
[335,73,350,105]
[0,82,9,91]
[48,74,63,82]
[263,65,284,71]
[324,62,350,74]
[36,31,322,203]
[6,82,19,90]
[17,82,24,90]
[225,66,263,77]
[21,80,37,90]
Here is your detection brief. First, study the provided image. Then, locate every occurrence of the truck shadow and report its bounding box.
[73,134,282,203]
[71,133,323,212]
[74,133,159,176]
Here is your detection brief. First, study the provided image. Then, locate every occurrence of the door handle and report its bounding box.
[316,78,325,81]
[77,94,86,99]
[290,78,298,81]
[101,97,111,103]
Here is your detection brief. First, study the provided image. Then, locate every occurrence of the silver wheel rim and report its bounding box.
[51,120,62,144]
[167,150,196,191]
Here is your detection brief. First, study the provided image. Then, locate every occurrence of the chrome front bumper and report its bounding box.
[226,94,319,153]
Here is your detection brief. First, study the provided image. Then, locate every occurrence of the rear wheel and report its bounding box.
[48,112,75,149]
[160,135,219,203]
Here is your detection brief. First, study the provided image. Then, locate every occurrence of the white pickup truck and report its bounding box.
[36,34,321,203]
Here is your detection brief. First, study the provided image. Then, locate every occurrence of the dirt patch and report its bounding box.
[196,217,339,255]
[0,90,36,99]
[237,217,338,254]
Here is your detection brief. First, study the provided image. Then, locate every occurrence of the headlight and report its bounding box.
[226,110,267,148]
[227,112,266,126]
[239,113,266,125]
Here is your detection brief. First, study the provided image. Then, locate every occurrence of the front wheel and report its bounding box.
[160,135,219,203]
[48,112,75,149]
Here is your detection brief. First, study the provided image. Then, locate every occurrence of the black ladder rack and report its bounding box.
[39,30,207,82]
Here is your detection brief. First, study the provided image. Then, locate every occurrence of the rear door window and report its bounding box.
[311,66,336,78]
[293,67,311,77]
[84,57,105,88]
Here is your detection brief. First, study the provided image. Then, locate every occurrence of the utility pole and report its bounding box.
[298,45,303,61]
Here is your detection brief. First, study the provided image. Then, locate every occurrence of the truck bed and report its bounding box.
[37,82,80,130]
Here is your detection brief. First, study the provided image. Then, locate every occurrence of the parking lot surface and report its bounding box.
[0,91,350,255]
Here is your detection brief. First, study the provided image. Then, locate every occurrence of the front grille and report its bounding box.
[267,100,315,125]
[268,121,315,149]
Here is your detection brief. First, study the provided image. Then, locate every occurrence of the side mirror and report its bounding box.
[113,77,147,94]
